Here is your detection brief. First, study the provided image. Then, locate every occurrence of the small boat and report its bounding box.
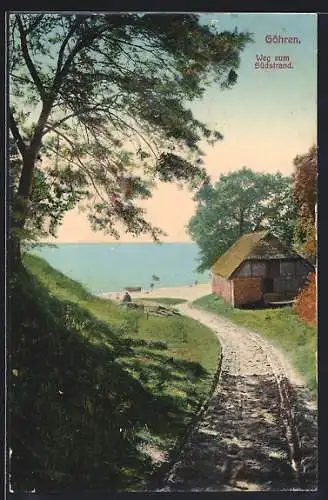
[125,286,142,292]
[266,299,295,306]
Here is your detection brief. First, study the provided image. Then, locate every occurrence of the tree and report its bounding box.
[188,167,297,271]
[9,133,87,249]
[292,145,317,260]
[9,13,252,265]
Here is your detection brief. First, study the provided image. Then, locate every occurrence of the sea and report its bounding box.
[30,242,210,295]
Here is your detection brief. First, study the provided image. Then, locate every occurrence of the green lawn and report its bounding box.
[138,297,187,305]
[192,294,317,392]
[10,254,220,492]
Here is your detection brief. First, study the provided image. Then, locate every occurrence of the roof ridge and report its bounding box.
[244,230,270,257]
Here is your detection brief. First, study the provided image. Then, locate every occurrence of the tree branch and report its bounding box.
[25,14,44,34]
[9,110,26,157]
[45,127,115,203]
[42,113,77,136]
[123,109,161,155]
[10,72,34,86]
[47,142,109,205]
[49,95,158,159]
[90,47,129,75]
[52,21,109,95]
[42,100,118,137]
[55,16,85,77]
[16,14,46,101]
[106,35,177,78]
[105,110,158,158]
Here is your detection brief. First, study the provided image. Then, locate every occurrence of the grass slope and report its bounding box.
[9,254,220,492]
[192,295,317,392]
[138,297,187,305]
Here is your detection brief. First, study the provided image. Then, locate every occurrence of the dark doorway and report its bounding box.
[263,277,274,293]
[266,261,280,279]
[263,261,279,293]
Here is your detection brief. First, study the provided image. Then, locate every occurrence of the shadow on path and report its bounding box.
[153,370,317,492]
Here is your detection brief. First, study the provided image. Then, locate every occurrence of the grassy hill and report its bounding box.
[192,294,317,392]
[137,297,187,305]
[9,254,220,493]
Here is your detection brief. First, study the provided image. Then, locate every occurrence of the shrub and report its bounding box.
[294,272,317,327]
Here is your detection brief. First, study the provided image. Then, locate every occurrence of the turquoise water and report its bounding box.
[31,242,209,294]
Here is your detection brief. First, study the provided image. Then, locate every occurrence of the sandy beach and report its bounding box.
[98,283,211,302]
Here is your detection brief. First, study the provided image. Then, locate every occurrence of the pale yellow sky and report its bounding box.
[53,127,316,243]
[46,13,316,244]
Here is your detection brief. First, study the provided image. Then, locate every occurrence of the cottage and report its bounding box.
[211,231,314,307]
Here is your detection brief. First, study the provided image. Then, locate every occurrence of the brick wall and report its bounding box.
[212,274,233,304]
[232,277,262,307]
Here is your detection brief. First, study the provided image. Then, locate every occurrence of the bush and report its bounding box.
[294,272,316,327]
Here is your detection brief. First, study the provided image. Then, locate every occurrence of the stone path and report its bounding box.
[151,303,317,492]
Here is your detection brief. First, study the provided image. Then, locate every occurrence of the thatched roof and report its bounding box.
[211,231,308,279]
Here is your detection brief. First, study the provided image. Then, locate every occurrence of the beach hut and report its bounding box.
[211,230,314,307]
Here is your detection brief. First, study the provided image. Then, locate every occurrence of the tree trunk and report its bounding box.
[8,231,23,275]
[17,150,37,201]
[11,152,38,267]
[10,99,54,264]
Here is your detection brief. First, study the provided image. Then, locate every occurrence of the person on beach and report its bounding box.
[122,291,132,306]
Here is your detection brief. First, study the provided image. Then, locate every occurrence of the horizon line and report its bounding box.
[38,240,195,245]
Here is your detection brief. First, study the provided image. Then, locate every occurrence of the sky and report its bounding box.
[46,13,317,243]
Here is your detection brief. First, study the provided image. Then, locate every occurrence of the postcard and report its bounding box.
[8,11,317,493]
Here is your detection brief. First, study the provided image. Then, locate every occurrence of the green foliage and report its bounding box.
[292,145,317,261]
[10,136,87,244]
[9,255,220,491]
[192,294,317,392]
[9,13,252,242]
[188,167,297,271]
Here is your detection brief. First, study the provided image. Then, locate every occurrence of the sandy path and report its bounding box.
[151,303,317,492]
